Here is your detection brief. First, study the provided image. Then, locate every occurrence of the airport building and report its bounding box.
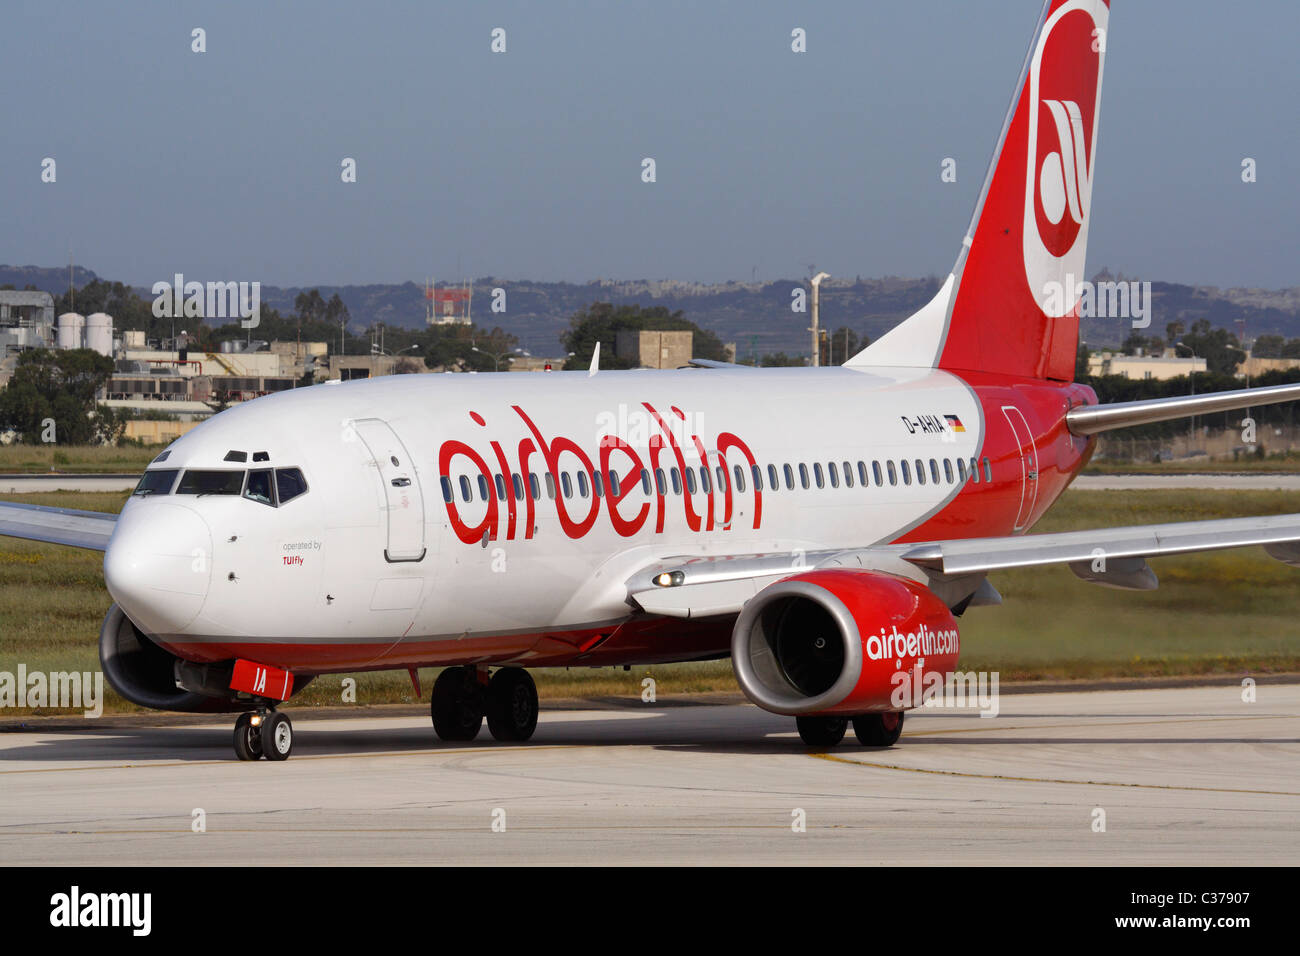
[1087,350,1207,380]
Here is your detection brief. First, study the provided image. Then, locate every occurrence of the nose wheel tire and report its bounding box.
[233,712,263,761]
[262,711,293,760]
[853,711,904,747]
[486,668,539,742]
[431,666,485,741]
[796,715,848,747]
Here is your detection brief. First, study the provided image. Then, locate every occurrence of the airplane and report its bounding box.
[4,0,1300,761]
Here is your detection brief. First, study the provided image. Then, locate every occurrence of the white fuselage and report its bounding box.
[105,366,994,670]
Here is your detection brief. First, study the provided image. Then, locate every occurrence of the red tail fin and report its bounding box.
[850,0,1109,382]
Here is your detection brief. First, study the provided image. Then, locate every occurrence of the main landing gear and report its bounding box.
[430,665,539,743]
[233,708,294,761]
[795,712,904,748]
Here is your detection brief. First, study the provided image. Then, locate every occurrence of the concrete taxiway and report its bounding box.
[1,683,1296,865]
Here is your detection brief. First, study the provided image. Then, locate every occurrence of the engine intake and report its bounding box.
[99,604,311,713]
[731,569,959,716]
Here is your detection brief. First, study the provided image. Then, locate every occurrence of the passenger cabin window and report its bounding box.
[957,459,968,482]
[983,457,992,482]
[783,464,795,490]
[685,468,697,494]
[735,464,747,493]
[798,464,809,490]
[767,464,778,490]
[873,461,884,486]
[459,476,472,502]
[134,469,179,496]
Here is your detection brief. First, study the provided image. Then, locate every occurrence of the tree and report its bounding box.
[559,303,727,370]
[0,348,119,444]
[1253,334,1286,358]
[828,327,864,365]
[759,352,806,367]
[1176,318,1245,376]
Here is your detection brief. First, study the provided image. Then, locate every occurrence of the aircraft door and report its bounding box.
[1000,405,1039,532]
[353,418,427,562]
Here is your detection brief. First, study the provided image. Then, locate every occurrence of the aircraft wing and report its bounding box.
[628,512,1300,618]
[0,500,118,551]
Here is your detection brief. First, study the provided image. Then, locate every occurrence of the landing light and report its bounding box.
[250,714,263,727]
[654,571,685,588]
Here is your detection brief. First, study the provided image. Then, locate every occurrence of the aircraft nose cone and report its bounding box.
[104,502,213,634]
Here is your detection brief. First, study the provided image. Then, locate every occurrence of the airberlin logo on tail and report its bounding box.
[1024,0,1107,316]
[1038,98,1089,235]
[438,403,762,545]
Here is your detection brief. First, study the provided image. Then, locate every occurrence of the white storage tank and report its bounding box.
[123,329,146,350]
[56,312,84,350]
[85,312,114,356]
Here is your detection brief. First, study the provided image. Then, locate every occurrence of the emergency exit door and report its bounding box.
[354,418,426,562]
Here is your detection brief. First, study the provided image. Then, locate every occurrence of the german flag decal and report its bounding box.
[944,414,966,433]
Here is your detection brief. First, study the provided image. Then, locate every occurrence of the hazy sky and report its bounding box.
[3,1,1296,289]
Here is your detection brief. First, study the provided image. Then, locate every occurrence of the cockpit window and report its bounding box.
[275,468,309,504]
[244,469,275,506]
[176,470,245,496]
[133,469,179,496]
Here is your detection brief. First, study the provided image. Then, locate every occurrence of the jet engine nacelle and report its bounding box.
[99,604,312,713]
[731,569,959,716]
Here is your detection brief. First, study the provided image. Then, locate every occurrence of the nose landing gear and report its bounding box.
[232,708,294,761]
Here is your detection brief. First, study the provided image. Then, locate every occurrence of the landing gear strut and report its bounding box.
[430,666,539,743]
[233,708,293,761]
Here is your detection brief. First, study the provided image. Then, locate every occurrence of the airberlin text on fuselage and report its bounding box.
[438,403,762,545]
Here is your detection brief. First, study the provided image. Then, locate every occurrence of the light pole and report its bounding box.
[810,272,830,367]
[1176,339,1201,452]
[472,345,527,372]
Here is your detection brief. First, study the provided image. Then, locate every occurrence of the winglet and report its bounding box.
[589,341,600,377]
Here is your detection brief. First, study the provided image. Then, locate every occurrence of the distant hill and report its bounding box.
[4,263,1298,358]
